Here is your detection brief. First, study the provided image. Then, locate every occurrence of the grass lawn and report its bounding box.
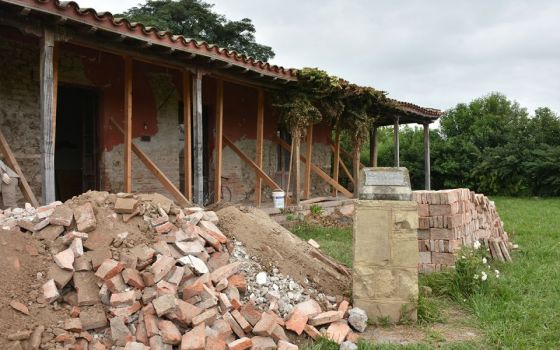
[291,197,560,349]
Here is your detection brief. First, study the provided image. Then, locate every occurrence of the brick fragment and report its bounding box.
[227,274,247,293]
[80,305,108,330]
[210,262,242,284]
[95,259,124,280]
[252,312,277,337]
[308,310,342,326]
[181,323,206,350]
[150,335,173,350]
[206,336,227,350]
[110,290,136,307]
[114,198,138,214]
[303,325,321,340]
[277,340,298,350]
[192,308,218,326]
[338,300,350,316]
[152,255,176,282]
[74,203,97,232]
[64,318,83,332]
[106,274,127,293]
[123,268,145,289]
[49,205,74,226]
[9,300,30,315]
[143,311,160,337]
[251,336,277,350]
[110,316,133,346]
[285,309,308,335]
[158,319,182,345]
[54,248,75,271]
[73,271,101,306]
[227,337,252,350]
[125,342,150,350]
[29,325,45,350]
[42,279,60,303]
[199,221,228,243]
[167,299,203,327]
[326,321,350,344]
[293,299,322,317]
[222,311,245,338]
[231,310,252,332]
[152,294,177,317]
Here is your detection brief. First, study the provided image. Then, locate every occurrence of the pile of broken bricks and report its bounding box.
[5,192,369,350]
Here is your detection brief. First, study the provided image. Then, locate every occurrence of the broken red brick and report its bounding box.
[54,248,75,271]
[114,197,138,214]
[277,340,298,350]
[74,203,97,232]
[227,337,252,350]
[158,319,182,345]
[9,300,30,315]
[73,271,101,306]
[95,259,124,280]
[122,268,145,289]
[303,325,321,340]
[252,312,277,337]
[293,299,322,317]
[285,309,308,335]
[42,279,60,303]
[210,262,242,284]
[251,336,277,350]
[181,323,206,350]
[326,321,350,344]
[110,290,136,307]
[49,205,74,226]
[308,310,342,326]
[64,318,83,332]
[152,255,176,282]
[192,308,218,327]
[222,311,245,338]
[227,274,247,293]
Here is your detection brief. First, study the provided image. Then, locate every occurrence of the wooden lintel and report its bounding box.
[214,79,224,203]
[303,125,313,198]
[255,88,264,205]
[0,130,39,207]
[123,55,133,193]
[273,136,352,198]
[110,119,189,206]
[223,135,281,192]
[182,70,192,201]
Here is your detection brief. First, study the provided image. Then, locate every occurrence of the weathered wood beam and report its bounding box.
[394,115,400,167]
[339,146,365,169]
[329,144,354,185]
[192,71,204,205]
[255,88,264,205]
[332,128,340,196]
[39,27,56,204]
[273,136,352,198]
[110,119,189,206]
[303,125,313,199]
[223,136,281,191]
[123,56,133,193]
[182,70,192,201]
[424,122,431,190]
[214,79,224,203]
[370,126,378,167]
[0,130,39,207]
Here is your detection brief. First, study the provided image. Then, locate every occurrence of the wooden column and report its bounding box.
[214,79,224,203]
[424,122,431,190]
[39,28,57,204]
[192,71,204,204]
[183,70,192,201]
[370,126,378,167]
[332,127,340,196]
[393,116,400,167]
[123,56,133,193]
[303,125,313,199]
[293,136,301,205]
[352,146,360,199]
[255,89,265,205]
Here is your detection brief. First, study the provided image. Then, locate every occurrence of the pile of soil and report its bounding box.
[216,206,351,297]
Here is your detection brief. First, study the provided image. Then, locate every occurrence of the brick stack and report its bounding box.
[4,192,366,350]
[413,189,511,272]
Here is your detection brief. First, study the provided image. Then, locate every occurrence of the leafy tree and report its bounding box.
[119,0,275,61]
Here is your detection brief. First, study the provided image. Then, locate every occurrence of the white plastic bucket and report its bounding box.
[272,190,285,209]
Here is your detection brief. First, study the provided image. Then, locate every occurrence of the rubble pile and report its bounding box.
[414,189,512,272]
[3,191,366,350]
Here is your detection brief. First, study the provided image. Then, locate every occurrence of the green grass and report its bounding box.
[292,197,560,349]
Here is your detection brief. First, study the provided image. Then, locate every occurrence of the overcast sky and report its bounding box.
[77,0,560,114]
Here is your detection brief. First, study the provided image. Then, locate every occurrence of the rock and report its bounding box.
[339,341,357,350]
[53,248,75,271]
[348,308,368,332]
[74,203,97,232]
[256,272,267,285]
[42,279,59,303]
[49,205,74,226]
[29,325,45,350]
[114,198,138,214]
[80,305,108,330]
[9,300,30,315]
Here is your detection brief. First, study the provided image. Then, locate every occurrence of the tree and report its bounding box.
[119,0,275,62]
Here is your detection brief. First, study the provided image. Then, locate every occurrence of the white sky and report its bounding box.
[76,0,560,114]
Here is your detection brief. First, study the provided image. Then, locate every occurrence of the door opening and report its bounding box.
[55,85,99,201]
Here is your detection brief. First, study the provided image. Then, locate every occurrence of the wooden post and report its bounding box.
[393,116,400,167]
[123,56,133,193]
[352,146,360,198]
[39,28,56,204]
[424,122,431,190]
[293,134,301,205]
[192,71,204,205]
[332,127,340,196]
[370,126,378,167]
[214,79,224,203]
[303,125,313,199]
[182,70,192,201]
[255,88,264,205]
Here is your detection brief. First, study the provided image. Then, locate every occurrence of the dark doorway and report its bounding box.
[55,85,99,201]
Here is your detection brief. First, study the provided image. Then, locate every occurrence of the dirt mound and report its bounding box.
[0,228,67,349]
[216,206,351,297]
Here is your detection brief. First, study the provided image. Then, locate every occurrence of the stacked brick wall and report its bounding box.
[414,189,510,272]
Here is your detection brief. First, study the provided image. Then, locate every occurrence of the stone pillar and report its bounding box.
[423,122,431,190]
[393,116,400,167]
[353,200,418,323]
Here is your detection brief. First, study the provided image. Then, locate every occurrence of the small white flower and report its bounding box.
[461,255,466,259]
[473,274,479,280]
[487,265,491,269]
[495,269,500,275]
[482,257,487,264]
[481,271,488,281]
[473,241,481,250]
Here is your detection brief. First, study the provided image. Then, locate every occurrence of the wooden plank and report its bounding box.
[352,147,360,198]
[303,125,313,199]
[39,27,56,204]
[273,136,352,198]
[0,130,39,207]
[182,70,192,200]
[332,128,340,196]
[370,126,378,167]
[293,137,301,204]
[255,88,264,205]
[110,119,189,206]
[340,146,364,169]
[329,144,354,184]
[192,71,203,204]
[223,135,281,192]
[214,79,224,203]
[123,55,133,192]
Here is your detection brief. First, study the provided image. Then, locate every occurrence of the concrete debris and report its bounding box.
[347,307,368,333]
[3,191,361,349]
